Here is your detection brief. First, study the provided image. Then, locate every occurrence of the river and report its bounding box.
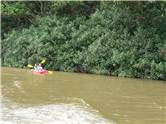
[1,67,166,124]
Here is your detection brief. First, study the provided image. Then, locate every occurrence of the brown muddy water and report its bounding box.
[1,67,166,124]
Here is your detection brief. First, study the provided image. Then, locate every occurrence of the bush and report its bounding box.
[2,2,166,80]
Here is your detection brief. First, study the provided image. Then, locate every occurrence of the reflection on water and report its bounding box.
[1,67,166,124]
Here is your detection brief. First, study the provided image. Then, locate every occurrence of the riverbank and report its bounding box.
[2,1,166,80]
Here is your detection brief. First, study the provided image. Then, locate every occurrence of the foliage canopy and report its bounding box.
[1,1,166,80]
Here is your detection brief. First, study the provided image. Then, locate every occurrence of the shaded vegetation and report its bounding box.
[1,1,166,80]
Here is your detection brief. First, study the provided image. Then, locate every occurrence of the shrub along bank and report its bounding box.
[2,1,166,80]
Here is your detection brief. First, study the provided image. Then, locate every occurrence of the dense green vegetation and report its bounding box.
[1,1,166,80]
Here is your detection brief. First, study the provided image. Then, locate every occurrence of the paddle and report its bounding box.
[40,59,46,64]
[40,59,53,74]
[48,71,53,74]
[27,59,53,74]
[27,64,33,68]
